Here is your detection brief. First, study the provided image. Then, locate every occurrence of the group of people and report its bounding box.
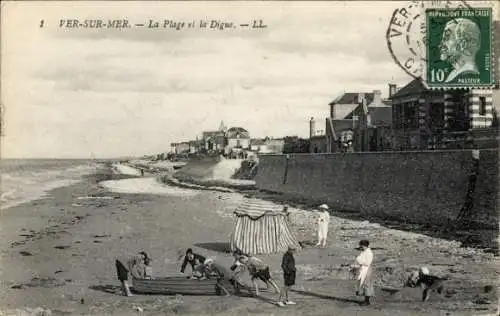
[114,203,375,306]
[314,203,374,305]
[180,247,298,306]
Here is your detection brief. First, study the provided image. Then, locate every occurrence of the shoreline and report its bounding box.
[0,164,498,315]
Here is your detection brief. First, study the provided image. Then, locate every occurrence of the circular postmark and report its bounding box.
[386,0,494,84]
[386,1,426,79]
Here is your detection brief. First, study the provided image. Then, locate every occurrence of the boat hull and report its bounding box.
[132,277,222,295]
[131,277,270,296]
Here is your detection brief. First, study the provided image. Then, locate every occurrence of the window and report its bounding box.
[429,102,445,130]
[479,96,487,116]
[403,102,418,128]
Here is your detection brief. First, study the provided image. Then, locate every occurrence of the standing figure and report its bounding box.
[315,204,330,248]
[278,246,297,305]
[203,258,231,296]
[351,240,375,306]
[180,248,206,279]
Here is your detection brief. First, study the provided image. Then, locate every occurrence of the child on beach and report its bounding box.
[203,258,231,296]
[237,254,283,305]
[230,250,246,294]
[278,246,297,306]
[180,248,206,279]
[315,204,330,248]
[350,240,375,306]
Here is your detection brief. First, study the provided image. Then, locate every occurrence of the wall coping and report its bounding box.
[259,148,498,157]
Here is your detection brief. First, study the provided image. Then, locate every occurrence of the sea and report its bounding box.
[0,159,108,210]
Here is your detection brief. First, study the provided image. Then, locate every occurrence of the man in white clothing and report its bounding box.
[315,204,330,248]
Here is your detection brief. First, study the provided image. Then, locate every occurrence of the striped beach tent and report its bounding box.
[230,199,301,255]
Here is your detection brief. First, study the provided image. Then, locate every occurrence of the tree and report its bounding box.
[283,136,310,154]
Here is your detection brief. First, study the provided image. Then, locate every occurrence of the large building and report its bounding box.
[202,121,227,152]
[391,78,497,150]
[197,122,252,155]
[310,86,393,153]
[225,127,251,153]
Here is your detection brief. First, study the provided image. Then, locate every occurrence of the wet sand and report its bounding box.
[0,167,498,316]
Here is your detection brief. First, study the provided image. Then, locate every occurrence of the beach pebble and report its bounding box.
[472,296,492,305]
[133,305,144,312]
[31,307,45,316]
[41,310,52,316]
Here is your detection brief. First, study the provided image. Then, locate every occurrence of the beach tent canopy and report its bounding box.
[230,199,301,255]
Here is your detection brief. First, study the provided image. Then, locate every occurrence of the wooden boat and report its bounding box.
[131,276,269,296]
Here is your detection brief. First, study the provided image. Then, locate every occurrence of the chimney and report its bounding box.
[388,84,397,98]
[309,117,316,138]
[373,90,382,105]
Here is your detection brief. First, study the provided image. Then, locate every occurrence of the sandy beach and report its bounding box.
[0,165,498,316]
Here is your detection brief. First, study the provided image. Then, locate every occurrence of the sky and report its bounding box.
[2,1,491,158]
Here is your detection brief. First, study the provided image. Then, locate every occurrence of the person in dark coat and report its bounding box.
[180,248,206,278]
[115,259,133,296]
[279,246,297,305]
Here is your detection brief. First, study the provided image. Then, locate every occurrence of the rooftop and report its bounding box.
[390,78,427,99]
[227,127,250,139]
[329,92,375,105]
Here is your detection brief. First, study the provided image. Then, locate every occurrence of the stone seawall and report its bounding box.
[255,150,498,229]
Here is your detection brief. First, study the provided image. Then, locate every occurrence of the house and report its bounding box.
[251,138,285,154]
[201,121,227,153]
[317,87,393,153]
[171,142,190,154]
[343,89,393,151]
[188,139,202,153]
[262,138,285,154]
[309,117,327,153]
[391,78,496,150]
[250,138,265,151]
[226,127,251,154]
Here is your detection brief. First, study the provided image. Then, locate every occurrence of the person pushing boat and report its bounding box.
[180,248,206,279]
[203,258,231,296]
[237,254,283,305]
[115,250,151,296]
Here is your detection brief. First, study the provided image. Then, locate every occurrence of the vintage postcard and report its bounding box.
[0,1,499,315]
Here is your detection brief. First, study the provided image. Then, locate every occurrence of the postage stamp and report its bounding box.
[386,0,474,80]
[426,7,494,88]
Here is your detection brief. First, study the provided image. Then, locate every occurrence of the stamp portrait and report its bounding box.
[426,7,494,88]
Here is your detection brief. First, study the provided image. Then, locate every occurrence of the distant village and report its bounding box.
[149,76,499,161]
